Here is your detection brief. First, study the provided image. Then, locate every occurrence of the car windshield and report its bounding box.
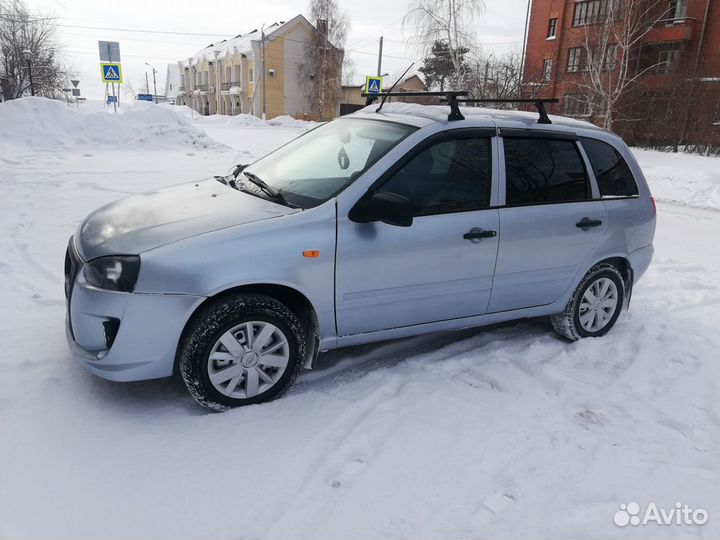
[241,118,416,208]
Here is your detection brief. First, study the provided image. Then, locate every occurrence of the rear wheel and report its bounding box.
[179,294,305,411]
[551,264,625,341]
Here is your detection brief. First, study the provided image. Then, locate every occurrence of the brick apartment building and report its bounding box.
[522,0,720,146]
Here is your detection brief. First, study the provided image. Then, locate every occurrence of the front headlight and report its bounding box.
[85,256,141,292]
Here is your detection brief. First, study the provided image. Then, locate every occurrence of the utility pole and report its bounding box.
[261,25,267,120]
[145,62,159,104]
[152,69,158,104]
[146,71,150,94]
[377,36,384,77]
[519,0,532,96]
[23,49,34,96]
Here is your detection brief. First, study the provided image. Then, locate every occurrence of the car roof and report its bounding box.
[349,102,606,136]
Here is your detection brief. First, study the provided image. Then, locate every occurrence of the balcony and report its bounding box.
[194,84,209,93]
[644,17,694,44]
[221,82,242,94]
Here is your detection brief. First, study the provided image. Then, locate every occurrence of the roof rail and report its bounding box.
[455,98,560,124]
[361,90,470,121]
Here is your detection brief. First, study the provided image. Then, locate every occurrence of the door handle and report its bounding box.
[576,217,603,231]
[463,227,497,241]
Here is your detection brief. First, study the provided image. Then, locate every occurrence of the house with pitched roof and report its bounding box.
[176,15,342,120]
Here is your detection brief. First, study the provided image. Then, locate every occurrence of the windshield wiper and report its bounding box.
[241,171,294,208]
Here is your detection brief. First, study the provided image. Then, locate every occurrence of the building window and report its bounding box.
[657,49,680,73]
[573,0,615,26]
[543,59,553,81]
[667,0,688,24]
[249,68,254,83]
[547,18,558,38]
[604,44,618,70]
[714,100,720,125]
[567,47,584,72]
[563,93,591,117]
[588,44,618,70]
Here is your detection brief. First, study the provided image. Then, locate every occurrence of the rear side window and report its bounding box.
[504,138,590,205]
[378,136,492,216]
[581,138,639,197]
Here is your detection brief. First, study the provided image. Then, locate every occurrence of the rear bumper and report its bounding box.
[66,273,204,382]
[628,244,654,283]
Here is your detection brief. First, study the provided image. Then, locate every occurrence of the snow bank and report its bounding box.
[0,97,223,151]
[168,103,315,128]
[633,149,720,211]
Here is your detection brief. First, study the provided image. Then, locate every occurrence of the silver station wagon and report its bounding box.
[65,95,656,410]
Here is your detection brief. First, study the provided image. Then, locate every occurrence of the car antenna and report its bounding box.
[375,62,415,114]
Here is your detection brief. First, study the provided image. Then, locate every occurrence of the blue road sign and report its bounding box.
[101,63,123,83]
[107,95,117,104]
[365,76,383,95]
[137,94,154,102]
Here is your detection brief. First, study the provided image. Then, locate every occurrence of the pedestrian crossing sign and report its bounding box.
[365,75,383,95]
[100,63,123,84]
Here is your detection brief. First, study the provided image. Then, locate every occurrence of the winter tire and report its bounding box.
[178,293,305,411]
[551,264,625,341]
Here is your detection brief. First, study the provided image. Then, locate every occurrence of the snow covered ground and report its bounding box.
[1,98,719,539]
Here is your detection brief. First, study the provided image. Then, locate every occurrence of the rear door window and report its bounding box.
[581,138,639,197]
[503,137,590,205]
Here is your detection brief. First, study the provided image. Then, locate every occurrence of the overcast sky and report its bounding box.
[27,0,531,101]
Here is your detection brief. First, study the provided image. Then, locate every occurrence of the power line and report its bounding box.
[346,16,406,49]
[57,23,235,38]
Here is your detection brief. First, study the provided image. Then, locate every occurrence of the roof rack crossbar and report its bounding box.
[455,98,560,125]
[361,90,470,121]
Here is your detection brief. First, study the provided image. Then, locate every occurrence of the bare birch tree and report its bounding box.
[0,0,70,99]
[300,0,347,120]
[404,0,484,90]
[577,0,671,130]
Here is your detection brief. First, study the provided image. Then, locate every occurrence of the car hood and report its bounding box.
[77,179,299,260]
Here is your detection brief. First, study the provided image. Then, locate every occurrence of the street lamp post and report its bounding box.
[145,62,158,104]
[213,50,222,115]
[23,49,34,96]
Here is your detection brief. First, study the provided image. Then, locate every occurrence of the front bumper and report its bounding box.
[65,242,205,382]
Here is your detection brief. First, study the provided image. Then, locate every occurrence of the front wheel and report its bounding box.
[551,264,625,341]
[178,294,305,411]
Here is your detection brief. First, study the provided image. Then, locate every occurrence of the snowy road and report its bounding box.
[1,100,719,539]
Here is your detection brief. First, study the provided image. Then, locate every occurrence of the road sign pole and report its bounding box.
[111,83,117,112]
[377,36,384,77]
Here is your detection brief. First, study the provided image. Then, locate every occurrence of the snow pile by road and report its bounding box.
[0,97,223,152]
[634,149,720,211]
[169,104,316,129]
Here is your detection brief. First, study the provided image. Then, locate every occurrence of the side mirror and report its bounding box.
[348,191,414,227]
